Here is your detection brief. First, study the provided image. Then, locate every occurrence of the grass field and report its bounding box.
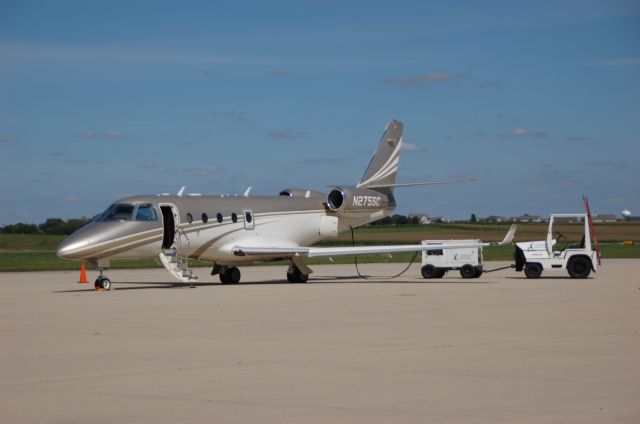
[1,222,638,272]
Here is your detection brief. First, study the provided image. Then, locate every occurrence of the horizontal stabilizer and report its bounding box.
[363,178,476,189]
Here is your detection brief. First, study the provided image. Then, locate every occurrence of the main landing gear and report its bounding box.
[287,264,308,283]
[219,266,241,284]
[94,268,111,290]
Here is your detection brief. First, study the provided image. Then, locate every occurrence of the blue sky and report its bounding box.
[1,0,639,224]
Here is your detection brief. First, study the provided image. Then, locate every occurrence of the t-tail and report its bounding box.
[326,119,474,218]
[357,119,404,199]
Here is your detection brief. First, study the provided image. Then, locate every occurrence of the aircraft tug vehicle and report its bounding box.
[514,198,601,279]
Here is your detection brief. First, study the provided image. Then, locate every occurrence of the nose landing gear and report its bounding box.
[94,268,112,290]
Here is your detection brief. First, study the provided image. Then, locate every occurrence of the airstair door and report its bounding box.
[160,205,179,249]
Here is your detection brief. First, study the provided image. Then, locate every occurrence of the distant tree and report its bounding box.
[39,218,66,234]
[371,214,420,226]
[62,218,91,234]
[393,214,409,225]
[371,216,392,225]
[470,213,477,223]
[1,223,40,234]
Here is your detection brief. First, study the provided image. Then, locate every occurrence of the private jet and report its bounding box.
[58,120,500,289]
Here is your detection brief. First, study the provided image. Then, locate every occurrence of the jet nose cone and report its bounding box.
[56,237,77,259]
[57,233,91,259]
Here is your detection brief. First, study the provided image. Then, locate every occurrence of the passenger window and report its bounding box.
[216,213,223,223]
[245,211,252,223]
[202,213,208,224]
[135,204,157,221]
[231,213,238,223]
[186,213,193,224]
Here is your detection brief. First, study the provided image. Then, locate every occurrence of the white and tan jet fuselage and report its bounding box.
[57,120,486,287]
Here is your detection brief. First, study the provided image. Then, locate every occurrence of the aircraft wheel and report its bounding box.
[460,264,476,279]
[524,263,543,279]
[220,267,241,284]
[287,266,308,283]
[228,267,241,284]
[94,277,111,290]
[567,257,591,279]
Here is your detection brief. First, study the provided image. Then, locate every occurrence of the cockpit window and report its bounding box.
[95,204,135,221]
[135,204,157,221]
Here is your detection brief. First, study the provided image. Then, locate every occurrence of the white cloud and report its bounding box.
[401,142,426,152]
[499,128,549,139]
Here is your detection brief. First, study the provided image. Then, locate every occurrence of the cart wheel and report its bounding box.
[473,267,483,278]
[421,265,437,279]
[460,264,475,279]
[435,269,446,278]
[567,256,591,279]
[524,263,543,279]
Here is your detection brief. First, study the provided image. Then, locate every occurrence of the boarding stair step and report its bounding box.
[158,251,198,283]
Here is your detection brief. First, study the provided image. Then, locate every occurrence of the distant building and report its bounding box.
[430,216,449,223]
[593,214,617,223]
[514,214,543,223]
[554,216,583,224]
[484,215,505,223]
[408,214,431,225]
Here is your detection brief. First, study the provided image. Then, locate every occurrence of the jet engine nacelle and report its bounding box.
[326,187,389,212]
[279,188,326,199]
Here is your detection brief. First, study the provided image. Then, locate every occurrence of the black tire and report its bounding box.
[228,267,241,284]
[435,269,446,278]
[94,277,111,290]
[219,269,231,284]
[460,264,475,279]
[567,256,591,279]
[524,263,543,279]
[421,265,437,279]
[287,267,308,283]
[473,267,483,278]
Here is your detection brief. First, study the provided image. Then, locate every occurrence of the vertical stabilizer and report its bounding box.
[357,120,403,196]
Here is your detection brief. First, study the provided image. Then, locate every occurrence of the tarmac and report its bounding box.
[1,260,639,423]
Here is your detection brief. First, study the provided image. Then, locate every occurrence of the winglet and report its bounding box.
[177,186,186,197]
[489,224,517,246]
[243,186,252,197]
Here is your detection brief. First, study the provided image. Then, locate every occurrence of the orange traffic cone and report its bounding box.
[78,262,88,284]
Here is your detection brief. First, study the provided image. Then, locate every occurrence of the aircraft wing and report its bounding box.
[232,224,516,258]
